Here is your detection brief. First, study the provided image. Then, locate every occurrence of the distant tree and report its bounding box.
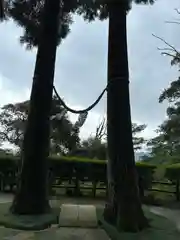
[0,148,14,156]
[0,98,81,154]
[81,137,107,159]
[132,123,147,151]
[80,119,146,160]
[80,117,107,160]
[154,9,180,103]
[150,9,180,164]
[147,103,180,161]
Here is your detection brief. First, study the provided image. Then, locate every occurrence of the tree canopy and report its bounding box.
[0,0,155,49]
[147,9,180,164]
[0,97,83,154]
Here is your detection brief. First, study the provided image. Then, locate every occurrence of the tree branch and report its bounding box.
[165,21,180,25]
[152,34,179,55]
[157,47,176,52]
[0,132,10,142]
[175,8,180,15]
[160,52,178,59]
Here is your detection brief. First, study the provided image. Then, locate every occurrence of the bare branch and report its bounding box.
[152,34,179,54]
[160,52,178,59]
[95,116,107,140]
[165,21,180,25]
[0,132,10,142]
[175,8,180,15]
[157,47,175,52]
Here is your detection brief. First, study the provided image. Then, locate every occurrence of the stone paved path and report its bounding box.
[0,194,13,204]
[1,227,110,240]
[0,195,110,240]
[149,206,180,231]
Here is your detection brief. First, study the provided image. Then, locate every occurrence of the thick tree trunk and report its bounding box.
[104,3,149,231]
[10,0,60,215]
[104,157,117,225]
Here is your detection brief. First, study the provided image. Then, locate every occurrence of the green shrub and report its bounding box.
[153,165,167,181]
[135,162,157,197]
[0,156,19,174]
[135,162,156,184]
[0,155,157,195]
[165,163,180,181]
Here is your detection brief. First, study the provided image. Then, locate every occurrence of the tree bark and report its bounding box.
[104,3,149,231]
[10,0,60,215]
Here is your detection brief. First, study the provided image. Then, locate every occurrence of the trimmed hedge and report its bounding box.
[165,163,180,181]
[0,155,156,196]
[135,162,156,197]
[164,163,180,201]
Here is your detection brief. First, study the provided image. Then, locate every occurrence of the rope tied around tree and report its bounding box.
[53,76,126,114]
[53,85,107,114]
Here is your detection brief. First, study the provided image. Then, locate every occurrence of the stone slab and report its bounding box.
[59,204,79,227]
[78,205,97,227]
[59,204,98,228]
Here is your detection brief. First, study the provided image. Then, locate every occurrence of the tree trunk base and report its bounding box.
[116,200,149,232]
[103,203,117,225]
[104,202,149,232]
[103,180,117,225]
[118,212,149,232]
[10,193,51,215]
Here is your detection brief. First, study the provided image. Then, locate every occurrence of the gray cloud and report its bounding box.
[0,0,180,139]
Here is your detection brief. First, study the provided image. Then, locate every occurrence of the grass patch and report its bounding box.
[96,205,180,240]
[0,202,60,230]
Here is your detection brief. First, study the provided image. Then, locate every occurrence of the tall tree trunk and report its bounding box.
[104,3,149,232]
[10,0,60,215]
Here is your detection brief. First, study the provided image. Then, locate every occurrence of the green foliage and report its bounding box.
[0,98,80,154]
[80,137,107,159]
[0,155,157,195]
[148,9,180,165]
[159,78,180,103]
[50,157,157,193]
[6,0,157,49]
[152,103,180,157]
[165,163,180,180]
[153,165,167,181]
[7,0,106,49]
[144,153,180,165]
[7,0,73,49]
[132,123,147,150]
[136,162,156,191]
[49,155,107,164]
[81,121,147,158]
[157,10,180,103]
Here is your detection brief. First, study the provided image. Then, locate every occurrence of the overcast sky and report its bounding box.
[0,0,179,143]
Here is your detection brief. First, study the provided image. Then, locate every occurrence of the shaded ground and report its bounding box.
[97,205,180,240]
[0,202,59,230]
[0,226,110,240]
[0,194,180,239]
[0,193,105,207]
[149,206,180,231]
[0,198,109,240]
